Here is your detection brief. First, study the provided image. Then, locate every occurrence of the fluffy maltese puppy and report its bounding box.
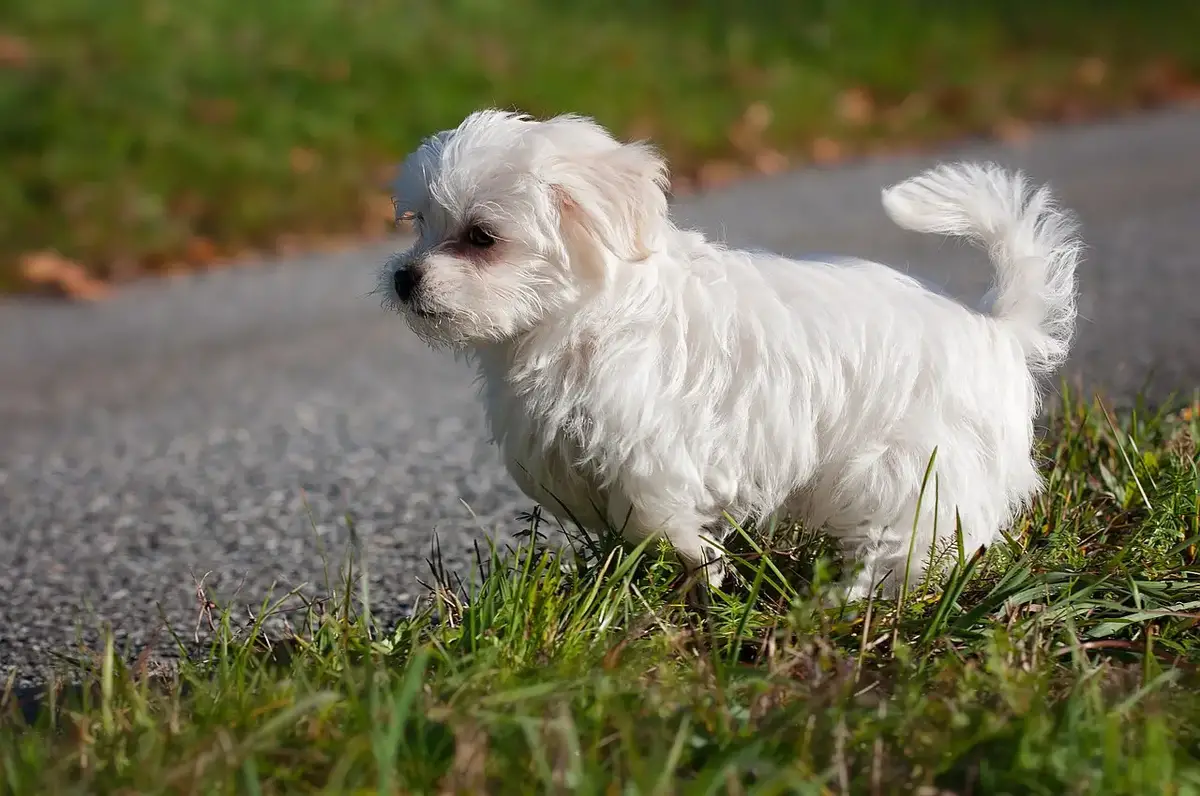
[378,109,1081,600]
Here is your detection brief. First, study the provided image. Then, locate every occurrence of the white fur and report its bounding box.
[378,110,1082,600]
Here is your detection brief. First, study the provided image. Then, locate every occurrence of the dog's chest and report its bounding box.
[480,371,610,529]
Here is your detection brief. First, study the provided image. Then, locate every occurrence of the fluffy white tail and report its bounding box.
[881,162,1081,374]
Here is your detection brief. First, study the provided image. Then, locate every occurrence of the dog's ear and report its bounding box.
[547,136,670,271]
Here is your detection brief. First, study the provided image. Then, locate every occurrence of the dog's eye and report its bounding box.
[465,224,496,248]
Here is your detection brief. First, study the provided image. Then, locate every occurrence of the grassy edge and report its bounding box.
[3,389,1200,792]
[6,1,1200,295]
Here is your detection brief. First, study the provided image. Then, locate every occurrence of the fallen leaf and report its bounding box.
[1136,58,1190,104]
[324,60,350,82]
[475,36,511,76]
[810,137,843,165]
[884,93,932,132]
[161,260,194,277]
[438,720,489,795]
[836,87,874,125]
[190,98,238,125]
[0,32,32,69]
[625,115,658,143]
[728,102,773,153]
[1056,99,1091,123]
[1077,57,1107,87]
[742,101,773,134]
[696,160,742,189]
[20,251,110,300]
[931,85,971,118]
[105,255,142,283]
[993,117,1033,144]
[1178,86,1200,107]
[273,234,306,256]
[753,148,789,176]
[289,147,319,174]
[184,236,219,265]
[1026,84,1063,116]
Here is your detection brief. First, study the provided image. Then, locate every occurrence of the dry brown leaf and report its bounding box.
[931,85,971,118]
[728,102,773,153]
[103,255,142,283]
[0,32,32,69]
[160,260,194,277]
[993,117,1033,144]
[810,137,843,165]
[742,101,773,134]
[625,115,659,144]
[185,236,219,265]
[312,234,360,254]
[836,87,875,126]
[883,93,932,132]
[1026,84,1063,116]
[324,60,350,82]
[273,234,307,257]
[190,98,238,125]
[1166,424,1195,460]
[1137,58,1200,107]
[753,148,789,176]
[20,251,110,300]
[1077,57,1107,87]
[1057,99,1092,123]
[475,36,511,76]
[437,720,489,795]
[289,147,319,174]
[696,160,742,190]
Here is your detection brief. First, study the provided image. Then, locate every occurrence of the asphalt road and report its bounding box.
[3,108,1200,686]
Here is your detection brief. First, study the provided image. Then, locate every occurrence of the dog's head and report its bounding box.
[378,110,669,347]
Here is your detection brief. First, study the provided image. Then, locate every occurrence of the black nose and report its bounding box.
[393,267,420,303]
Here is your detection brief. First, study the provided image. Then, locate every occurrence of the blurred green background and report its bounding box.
[2,0,1198,293]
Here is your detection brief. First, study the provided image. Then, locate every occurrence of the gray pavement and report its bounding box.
[3,108,1200,686]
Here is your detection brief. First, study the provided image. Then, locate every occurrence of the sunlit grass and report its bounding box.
[4,1,1199,289]
[4,390,1200,793]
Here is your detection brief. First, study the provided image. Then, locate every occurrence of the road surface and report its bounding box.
[3,108,1200,686]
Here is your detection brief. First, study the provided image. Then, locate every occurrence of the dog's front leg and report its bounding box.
[606,489,727,591]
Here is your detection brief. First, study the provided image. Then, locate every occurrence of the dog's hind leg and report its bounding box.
[834,497,955,602]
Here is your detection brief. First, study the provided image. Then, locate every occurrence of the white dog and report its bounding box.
[378,110,1081,600]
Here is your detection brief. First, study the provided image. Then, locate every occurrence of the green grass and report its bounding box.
[5,390,1200,794]
[3,1,1200,291]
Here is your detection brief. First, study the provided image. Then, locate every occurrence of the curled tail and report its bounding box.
[880,162,1082,375]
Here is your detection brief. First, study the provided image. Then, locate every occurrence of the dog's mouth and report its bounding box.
[408,305,448,321]
[403,309,472,350]
[403,302,461,333]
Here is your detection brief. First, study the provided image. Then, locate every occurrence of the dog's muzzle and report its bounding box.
[393,265,421,304]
